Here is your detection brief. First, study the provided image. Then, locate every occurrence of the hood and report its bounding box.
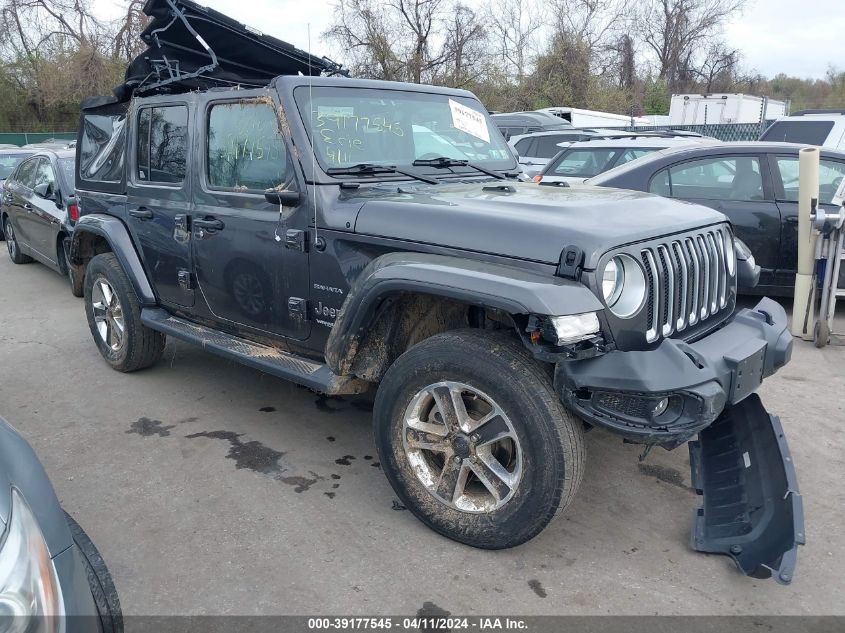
[353,181,727,270]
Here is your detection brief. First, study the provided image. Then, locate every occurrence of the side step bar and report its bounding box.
[141,308,368,396]
[689,394,804,584]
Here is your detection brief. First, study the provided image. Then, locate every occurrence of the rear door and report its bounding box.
[771,153,845,286]
[650,154,781,287]
[5,157,39,249]
[190,95,310,341]
[126,100,194,308]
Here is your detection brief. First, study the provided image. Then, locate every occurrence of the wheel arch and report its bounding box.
[70,214,156,306]
[325,252,603,381]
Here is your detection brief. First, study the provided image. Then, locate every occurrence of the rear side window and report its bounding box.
[79,113,126,183]
[0,154,30,180]
[615,148,657,167]
[535,135,570,158]
[654,156,763,201]
[207,102,289,192]
[552,149,619,177]
[513,138,533,156]
[760,120,834,145]
[137,105,188,184]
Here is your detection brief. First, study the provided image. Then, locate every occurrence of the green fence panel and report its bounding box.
[0,132,76,147]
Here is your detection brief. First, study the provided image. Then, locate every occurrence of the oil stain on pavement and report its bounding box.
[637,463,693,492]
[127,418,175,437]
[527,579,547,598]
[185,430,286,475]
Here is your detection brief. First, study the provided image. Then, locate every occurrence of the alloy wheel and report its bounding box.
[6,222,16,259]
[91,278,125,351]
[402,381,523,513]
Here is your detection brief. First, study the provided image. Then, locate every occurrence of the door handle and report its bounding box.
[786,216,799,225]
[130,207,154,220]
[193,217,225,231]
[23,203,33,212]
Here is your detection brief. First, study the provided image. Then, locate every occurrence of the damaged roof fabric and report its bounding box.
[116,0,344,100]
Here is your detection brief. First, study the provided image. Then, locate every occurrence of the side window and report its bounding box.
[80,112,126,183]
[513,138,533,156]
[668,156,763,201]
[776,156,845,204]
[137,105,188,184]
[552,149,618,178]
[34,159,56,190]
[616,148,655,167]
[649,168,671,196]
[535,135,568,159]
[14,158,38,189]
[207,102,289,192]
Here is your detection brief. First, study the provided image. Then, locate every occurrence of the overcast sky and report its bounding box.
[93,0,842,80]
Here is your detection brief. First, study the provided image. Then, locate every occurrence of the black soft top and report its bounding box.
[108,0,343,102]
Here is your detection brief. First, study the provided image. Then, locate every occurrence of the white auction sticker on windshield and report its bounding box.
[449,99,490,143]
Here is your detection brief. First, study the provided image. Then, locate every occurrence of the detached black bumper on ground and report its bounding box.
[690,394,804,585]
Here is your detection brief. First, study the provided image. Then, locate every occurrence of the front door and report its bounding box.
[190,97,310,341]
[126,101,194,308]
[771,154,845,288]
[6,157,40,250]
[29,157,63,264]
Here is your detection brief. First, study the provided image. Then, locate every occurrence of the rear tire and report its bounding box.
[373,329,585,549]
[64,512,123,633]
[84,253,165,372]
[4,218,32,264]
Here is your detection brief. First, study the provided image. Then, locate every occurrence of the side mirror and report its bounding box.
[34,182,55,200]
[264,189,302,206]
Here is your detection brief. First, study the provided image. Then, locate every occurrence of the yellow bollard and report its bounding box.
[791,147,820,339]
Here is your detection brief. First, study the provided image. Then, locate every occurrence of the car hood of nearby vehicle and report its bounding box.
[0,417,72,556]
[353,181,727,270]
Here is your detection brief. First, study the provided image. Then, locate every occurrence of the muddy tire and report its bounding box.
[4,218,32,264]
[84,253,165,372]
[64,512,123,633]
[373,329,585,549]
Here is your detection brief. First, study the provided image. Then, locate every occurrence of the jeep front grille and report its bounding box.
[640,227,733,343]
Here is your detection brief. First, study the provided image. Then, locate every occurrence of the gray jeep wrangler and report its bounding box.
[70,0,802,582]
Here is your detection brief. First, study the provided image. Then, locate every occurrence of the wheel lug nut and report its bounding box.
[471,434,480,442]
[469,456,478,464]
[453,455,462,463]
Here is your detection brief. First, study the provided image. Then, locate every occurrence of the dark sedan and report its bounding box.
[588,142,845,295]
[1,149,82,295]
[0,148,39,239]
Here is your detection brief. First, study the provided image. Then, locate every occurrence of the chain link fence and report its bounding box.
[0,132,76,147]
[602,121,775,142]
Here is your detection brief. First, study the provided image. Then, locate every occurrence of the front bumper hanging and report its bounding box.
[688,394,804,584]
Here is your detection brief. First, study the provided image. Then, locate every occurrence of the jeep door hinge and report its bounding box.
[288,297,309,321]
[177,269,193,291]
[285,229,308,252]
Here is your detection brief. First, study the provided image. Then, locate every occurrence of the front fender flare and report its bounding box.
[325,252,603,375]
[70,214,156,306]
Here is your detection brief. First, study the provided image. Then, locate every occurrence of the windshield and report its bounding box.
[58,157,76,189]
[293,87,513,173]
[0,154,30,180]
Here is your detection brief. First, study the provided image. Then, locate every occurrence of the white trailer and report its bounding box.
[669,94,788,125]
[537,107,650,128]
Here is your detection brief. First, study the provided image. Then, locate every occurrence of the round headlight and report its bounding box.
[602,258,623,306]
[602,255,647,318]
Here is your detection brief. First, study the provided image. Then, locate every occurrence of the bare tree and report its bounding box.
[437,3,487,88]
[324,0,405,80]
[485,0,543,82]
[550,0,633,76]
[638,0,746,90]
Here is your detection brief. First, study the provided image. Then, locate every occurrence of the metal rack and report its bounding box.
[812,180,845,347]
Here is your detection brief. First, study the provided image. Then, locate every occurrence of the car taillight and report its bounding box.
[68,203,79,222]
[532,175,543,183]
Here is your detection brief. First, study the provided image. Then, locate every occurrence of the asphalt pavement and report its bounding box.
[0,253,843,616]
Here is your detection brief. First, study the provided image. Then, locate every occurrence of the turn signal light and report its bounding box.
[532,175,543,183]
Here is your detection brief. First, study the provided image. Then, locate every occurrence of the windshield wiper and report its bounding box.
[325,163,439,185]
[412,157,506,180]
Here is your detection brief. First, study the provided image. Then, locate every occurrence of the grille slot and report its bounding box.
[640,228,733,343]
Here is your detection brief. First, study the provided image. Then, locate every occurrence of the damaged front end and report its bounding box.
[689,394,804,584]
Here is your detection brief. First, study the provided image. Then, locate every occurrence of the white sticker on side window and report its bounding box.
[449,99,490,144]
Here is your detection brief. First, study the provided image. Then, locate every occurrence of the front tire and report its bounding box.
[4,218,32,264]
[65,512,123,633]
[373,329,585,549]
[84,253,165,372]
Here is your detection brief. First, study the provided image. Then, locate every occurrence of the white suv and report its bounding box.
[534,135,719,185]
[760,110,845,150]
